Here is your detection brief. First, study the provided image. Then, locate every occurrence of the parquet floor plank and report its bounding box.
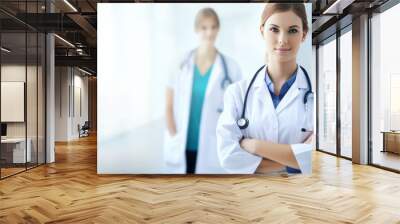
[0,135,400,223]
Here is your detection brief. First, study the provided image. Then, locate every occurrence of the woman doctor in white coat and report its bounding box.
[217,3,314,174]
[164,8,242,174]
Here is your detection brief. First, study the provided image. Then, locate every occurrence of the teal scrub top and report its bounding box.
[186,64,213,151]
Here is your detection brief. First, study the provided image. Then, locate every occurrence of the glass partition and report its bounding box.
[339,29,352,158]
[27,31,38,169]
[371,3,400,171]
[1,31,28,178]
[0,1,46,179]
[317,36,337,155]
[38,32,45,165]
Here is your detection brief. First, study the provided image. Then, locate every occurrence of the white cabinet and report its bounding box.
[1,138,32,163]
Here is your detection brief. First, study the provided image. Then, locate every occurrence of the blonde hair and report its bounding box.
[194,8,220,29]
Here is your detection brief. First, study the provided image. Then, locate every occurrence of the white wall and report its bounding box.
[55,67,89,141]
[1,66,26,137]
[72,72,89,138]
[1,65,40,138]
[55,67,68,141]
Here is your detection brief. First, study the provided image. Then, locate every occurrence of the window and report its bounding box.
[371,3,400,171]
[339,29,352,158]
[318,37,337,155]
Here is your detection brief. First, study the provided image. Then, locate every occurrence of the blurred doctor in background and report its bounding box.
[164,8,242,174]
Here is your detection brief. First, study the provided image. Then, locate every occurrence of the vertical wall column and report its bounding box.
[46,1,55,163]
[88,77,97,132]
[352,14,369,164]
[46,33,55,163]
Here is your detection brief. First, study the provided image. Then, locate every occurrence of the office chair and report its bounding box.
[79,121,90,138]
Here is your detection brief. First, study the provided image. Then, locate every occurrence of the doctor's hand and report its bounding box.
[240,138,260,154]
[168,130,177,137]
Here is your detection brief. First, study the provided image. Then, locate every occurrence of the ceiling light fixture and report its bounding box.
[78,67,93,76]
[54,34,75,48]
[63,0,78,12]
[323,0,355,15]
[1,47,11,53]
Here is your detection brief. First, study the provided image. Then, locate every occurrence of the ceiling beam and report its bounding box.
[55,55,96,69]
[67,13,97,39]
[323,0,356,14]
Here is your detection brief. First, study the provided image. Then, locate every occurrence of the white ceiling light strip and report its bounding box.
[78,67,93,76]
[63,0,78,12]
[1,47,11,53]
[54,34,75,48]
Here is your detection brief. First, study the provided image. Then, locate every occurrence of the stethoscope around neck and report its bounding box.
[182,49,232,113]
[236,65,313,132]
[182,49,232,90]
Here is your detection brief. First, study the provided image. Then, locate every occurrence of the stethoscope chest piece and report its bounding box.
[237,118,249,129]
[236,65,312,131]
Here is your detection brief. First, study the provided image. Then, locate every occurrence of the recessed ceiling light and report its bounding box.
[323,0,355,15]
[63,0,78,12]
[78,67,93,76]
[1,47,11,53]
[54,34,75,48]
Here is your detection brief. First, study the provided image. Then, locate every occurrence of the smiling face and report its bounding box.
[196,16,219,46]
[261,10,307,63]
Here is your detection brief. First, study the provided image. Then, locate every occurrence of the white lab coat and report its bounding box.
[164,52,242,174]
[216,65,314,174]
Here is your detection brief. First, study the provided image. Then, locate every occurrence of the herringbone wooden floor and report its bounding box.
[1,134,400,224]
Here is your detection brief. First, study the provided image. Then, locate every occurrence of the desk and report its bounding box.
[1,138,31,163]
[381,131,400,154]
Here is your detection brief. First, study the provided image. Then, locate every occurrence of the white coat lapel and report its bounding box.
[205,54,222,98]
[276,66,308,114]
[183,54,195,121]
[253,66,276,115]
[275,82,300,114]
